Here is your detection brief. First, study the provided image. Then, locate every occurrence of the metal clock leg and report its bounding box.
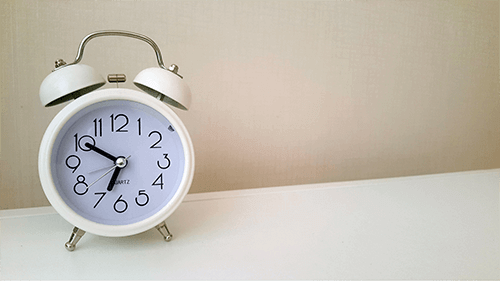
[65,226,86,251]
[155,221,173,242]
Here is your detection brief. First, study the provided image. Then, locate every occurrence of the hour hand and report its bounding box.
[85,143,117,162]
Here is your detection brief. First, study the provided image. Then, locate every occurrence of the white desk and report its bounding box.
[1,170,499,279]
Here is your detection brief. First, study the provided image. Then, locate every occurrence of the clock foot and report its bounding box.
[65,226,86,251]
[155,221,173,242]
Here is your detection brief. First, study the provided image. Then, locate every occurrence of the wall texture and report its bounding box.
[1,0,499,209]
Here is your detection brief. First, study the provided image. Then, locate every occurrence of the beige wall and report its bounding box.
[1,0,499,209]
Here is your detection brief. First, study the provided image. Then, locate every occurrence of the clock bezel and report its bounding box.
[39,88,195,237]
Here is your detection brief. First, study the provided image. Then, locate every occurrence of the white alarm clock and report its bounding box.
[38,31,194,251]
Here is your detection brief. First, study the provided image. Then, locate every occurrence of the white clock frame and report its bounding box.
[39,88,195,237]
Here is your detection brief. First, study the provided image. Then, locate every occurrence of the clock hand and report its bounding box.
[84,143,118,162]
[89,164,115,174]
[106,155,130,192]
[107,166,122,191]
[87,156,131,189]
[87,165,117,189]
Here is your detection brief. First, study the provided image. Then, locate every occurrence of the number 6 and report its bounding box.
[113,195,128,213]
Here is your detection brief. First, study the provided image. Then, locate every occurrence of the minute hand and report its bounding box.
[85,143,117,162]
[107,166,122,191]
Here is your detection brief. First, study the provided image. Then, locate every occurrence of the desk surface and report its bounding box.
[1,169,499,279]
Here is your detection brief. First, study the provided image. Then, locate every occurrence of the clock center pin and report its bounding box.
[116,157,128,168]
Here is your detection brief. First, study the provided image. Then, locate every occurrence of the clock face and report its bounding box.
[50,98,185,226]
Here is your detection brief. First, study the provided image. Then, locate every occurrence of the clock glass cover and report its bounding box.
[51,99,185,225]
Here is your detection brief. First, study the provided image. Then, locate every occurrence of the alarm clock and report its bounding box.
[38,31,194,251]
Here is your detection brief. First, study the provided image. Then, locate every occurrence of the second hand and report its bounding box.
[87,155,131,189]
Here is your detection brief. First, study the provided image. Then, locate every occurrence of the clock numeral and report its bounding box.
[113,195,128,213]
[148,131,162,149]
[74,134,95,152]
[135,190,150,207]
[65,155,81,173]
[110,114,129,133]
[137,118,142,136]
[93,192,106,208]
[93,118,103,137]
[73,175,89,196]
[152,173,164,189]
[157,153,171,169]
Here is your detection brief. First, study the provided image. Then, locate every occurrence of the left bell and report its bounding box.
[40,64,106,107]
